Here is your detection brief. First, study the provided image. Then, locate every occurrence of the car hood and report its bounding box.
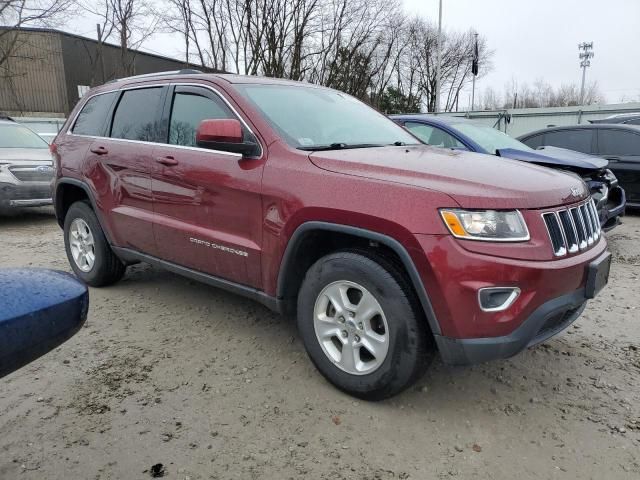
[0,148,53,163]
[309,145,589,209]
[496,146,608,172]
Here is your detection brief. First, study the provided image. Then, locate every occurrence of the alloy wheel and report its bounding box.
[69,218,96,272]
[313,280,389,375]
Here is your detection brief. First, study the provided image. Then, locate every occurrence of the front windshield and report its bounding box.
[452,122,533,153]
[0,123,49,149]
[236,84,420,149]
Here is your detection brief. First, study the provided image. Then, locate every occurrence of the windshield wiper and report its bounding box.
[297,143,384,151]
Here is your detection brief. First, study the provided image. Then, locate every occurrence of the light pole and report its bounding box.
[471,32,478,111]
[578,42,594,105]
[435,0,442,113]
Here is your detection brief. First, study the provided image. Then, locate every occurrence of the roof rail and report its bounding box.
[107,69,204,84]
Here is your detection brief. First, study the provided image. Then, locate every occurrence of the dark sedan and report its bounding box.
[518,124,639,209]
[392,114,626,230]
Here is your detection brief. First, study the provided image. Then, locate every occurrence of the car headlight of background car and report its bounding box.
[440,209,530,241]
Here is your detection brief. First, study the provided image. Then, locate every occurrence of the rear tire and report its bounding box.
[63,201,125,286]
[297,251,433,400]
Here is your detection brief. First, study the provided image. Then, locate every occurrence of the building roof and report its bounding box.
[0,26,206,69]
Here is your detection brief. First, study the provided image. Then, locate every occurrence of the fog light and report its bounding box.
[478,287,520,312]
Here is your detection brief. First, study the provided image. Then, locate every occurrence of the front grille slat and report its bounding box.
[542,213,566,256]
[588,200,601,239]
[543,199,599,257]
[558,210,578,253]
[581,204,594,245]
[570,207,588,249]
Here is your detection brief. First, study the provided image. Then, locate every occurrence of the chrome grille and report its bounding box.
[542,199,601,257]
[9,166,54,183]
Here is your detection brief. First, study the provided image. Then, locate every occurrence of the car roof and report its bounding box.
[520,123,640,138]
[390,114,475,127]
[101,71,324,91]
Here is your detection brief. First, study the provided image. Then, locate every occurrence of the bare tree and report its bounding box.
[0,0,73,76]
[394,18,492,112]
[481,86,500,110]
[82,0,159,77]
[503,78,605,108]
[160,0,493,109]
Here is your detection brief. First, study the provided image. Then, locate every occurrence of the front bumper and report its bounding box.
[413,232,609,365]
[0,182,52,208]
[435,288,587,365]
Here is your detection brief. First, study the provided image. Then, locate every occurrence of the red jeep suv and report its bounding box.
[52,71,611,399]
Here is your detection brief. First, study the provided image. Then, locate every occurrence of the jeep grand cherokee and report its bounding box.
[51,72,611,399]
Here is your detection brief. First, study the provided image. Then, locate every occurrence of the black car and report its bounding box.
[393,115,625,230]
[518,124,639,209]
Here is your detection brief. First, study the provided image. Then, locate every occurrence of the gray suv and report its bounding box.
[0,118,54,212]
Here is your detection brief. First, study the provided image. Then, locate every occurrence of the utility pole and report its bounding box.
[471,32,479,111]
[434,0,442,113]
[578,42,594,105]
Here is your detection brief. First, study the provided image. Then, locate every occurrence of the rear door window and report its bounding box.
[169,89,234,147]
[72,92,117,136]
[110,88,164,142]
[597,129,640,156]
[543,129,593,154]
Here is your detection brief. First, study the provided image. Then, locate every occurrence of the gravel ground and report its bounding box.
[0,208,639,480]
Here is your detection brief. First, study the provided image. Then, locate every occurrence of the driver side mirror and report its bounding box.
[196,119,260,157]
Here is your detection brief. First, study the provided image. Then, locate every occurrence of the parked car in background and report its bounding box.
[392,115,626,230]
[589,113,640,125]
[0,118,54,212]
[51,72,612,399]
[14,117,66,144]
[518,124,640,209]
[0,269,88,379]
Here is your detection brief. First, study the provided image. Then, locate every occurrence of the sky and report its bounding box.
[68,0,640,105]
[404,0,640,105]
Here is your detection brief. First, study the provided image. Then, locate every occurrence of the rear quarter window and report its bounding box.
[597,129,640,156]
[72,92,117,136]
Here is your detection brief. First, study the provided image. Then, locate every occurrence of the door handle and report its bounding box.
[156,156,179,166]
[90,146,108,155]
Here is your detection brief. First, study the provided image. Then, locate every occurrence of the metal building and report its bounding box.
[0,27,212,117]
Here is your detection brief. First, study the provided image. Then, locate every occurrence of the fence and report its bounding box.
[444,102,640,137]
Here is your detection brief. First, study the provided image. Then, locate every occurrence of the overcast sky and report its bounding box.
[69,0,640,104]
[404,0,640,104]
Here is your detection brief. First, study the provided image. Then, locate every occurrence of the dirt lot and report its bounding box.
[0,209,639,480]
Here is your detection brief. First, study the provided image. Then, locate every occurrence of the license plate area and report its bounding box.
[585,252,612,299]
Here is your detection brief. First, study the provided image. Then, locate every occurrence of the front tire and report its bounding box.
[63,201,125,286]
[297,251,432,400]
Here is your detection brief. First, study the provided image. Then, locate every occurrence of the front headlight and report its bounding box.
[440,209,529,241]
